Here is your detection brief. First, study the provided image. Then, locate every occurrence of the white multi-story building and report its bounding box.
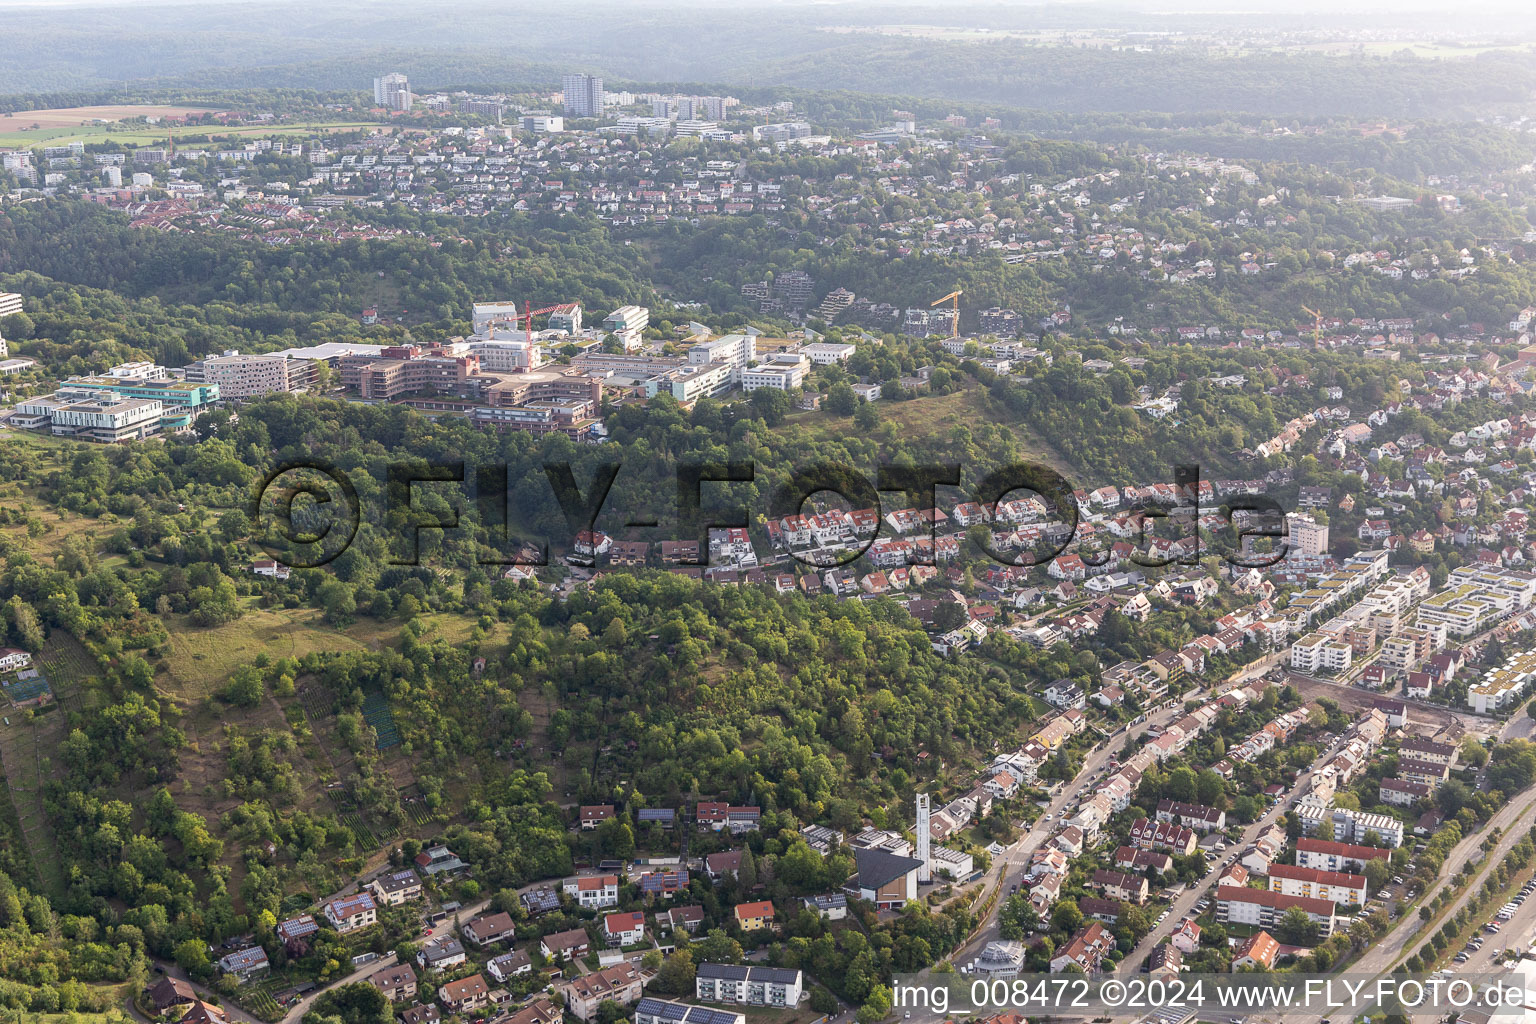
[1468,646,1536,713]
[695,965,802,1008]
[0,293,23,319]
[546,304,582,334]
[742,356,808,392]
[752,122,813,145]
[1267,863,1367,906]
[186,352,314,398]
[468,339,543,373]
[688,333,753,378]
[601,305,649,347]
[15,387,162,443]
[472,302,523,334]
[1215,885,1335,937]
[801,342,856,365]
[1290,632,1351,674]
[521,115,565,133]
[1295,837,1391,874]
[373,73,412,111]
[562,74,604,119]
[1287,514,1330,558]
[1294,798,1404,847]
[645,361,733,403]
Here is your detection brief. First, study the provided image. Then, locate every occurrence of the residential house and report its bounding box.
[437,975,491,1015]
[803,894,848,920]
[1091,869,1148,905]
[1050,922,1113,973]
[217,946,269,982]
[562,963,644,1021]
[417,936,467,973]
[1232,931,1279,971]
[566,874,621,909]
[486,950,533,983]
[580,804,616,830]
[462,911,516,947]
[369,964,420,1002]
[604,910,646,947]
[733,900,775,932]
[323,892,378,933]
[539,927,591,961]
[370,870,423,907]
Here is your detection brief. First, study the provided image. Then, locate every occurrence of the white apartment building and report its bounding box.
[1290,632,1351,674]
[1417,565,1536,638]
[373,73,412,111]
[695,965,803,1008]
[1294,838,1391,874]
[1355,570,1432,632]
[0,293,23,319]
[1216,886,1336,937]
[1267,863,1367,906]
[1468,647,1536,713]
[1295,798,1404,848]
[1287,514,1330,558]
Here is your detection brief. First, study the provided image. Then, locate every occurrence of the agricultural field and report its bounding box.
[0,104,380,148]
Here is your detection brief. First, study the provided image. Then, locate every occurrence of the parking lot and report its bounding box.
[1451,876,1535,971]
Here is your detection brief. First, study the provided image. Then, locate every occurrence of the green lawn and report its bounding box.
[159,603,481,698]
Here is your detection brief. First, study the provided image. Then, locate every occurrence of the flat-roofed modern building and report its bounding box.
[60,372,219,429]
[15,387,163,443]
[185,352,315,398]
[694,964,802,1007]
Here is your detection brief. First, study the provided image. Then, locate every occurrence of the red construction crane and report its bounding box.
[523,302,566,336]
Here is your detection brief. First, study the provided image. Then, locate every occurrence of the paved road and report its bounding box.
[272,889,501,1024]
[941,697,1203,968]
[1278,789,1536,1024]
[1113,729,1355,975]
[1350,791,1536,974]
[1455,879,1536,974]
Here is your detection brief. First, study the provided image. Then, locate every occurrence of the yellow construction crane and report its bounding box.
[1301,305,1325,347]
[930,289,963,339]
